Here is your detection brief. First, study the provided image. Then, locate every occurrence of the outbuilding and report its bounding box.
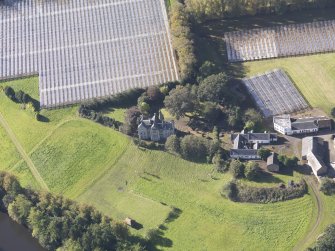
[267,152,280,172]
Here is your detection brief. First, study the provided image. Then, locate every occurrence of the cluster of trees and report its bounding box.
[78,105,121,129]
[319,177,335,195]
[165,134,219,162]
[0,172,145,251]
[221,179,307,203]
[228,160,261,181]
[308,224,335,251]
[163,70,262,130]
[170,0,196,82]
[184,0,335,22]
[4,86,40,112]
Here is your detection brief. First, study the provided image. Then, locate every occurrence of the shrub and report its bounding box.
[229,159,245,179]
[319,178,335,195]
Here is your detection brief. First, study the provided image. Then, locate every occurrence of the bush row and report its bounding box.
[78,105,121,129]
[222,179,307,203]
[4,86,40,112]
[185,0,335,22]
[170,0,196,82]
[0,172,145,251]
[79,88,145,111]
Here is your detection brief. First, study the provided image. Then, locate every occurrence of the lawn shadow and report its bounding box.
[253,171,284,184]
[147,228,173,251]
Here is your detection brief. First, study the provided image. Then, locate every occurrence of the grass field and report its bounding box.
[79,144,316,250]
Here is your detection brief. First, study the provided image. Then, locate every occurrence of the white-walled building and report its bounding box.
[273,115,332,135]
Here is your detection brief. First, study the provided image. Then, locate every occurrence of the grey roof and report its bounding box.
[230,149,258,156]
[139,112,173,130]
[231,133,277,142]
[291,121,318,130]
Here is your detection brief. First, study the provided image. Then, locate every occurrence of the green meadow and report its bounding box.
[0,77,321,250]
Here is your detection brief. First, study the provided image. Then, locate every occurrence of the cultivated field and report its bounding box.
[195,8,335,115]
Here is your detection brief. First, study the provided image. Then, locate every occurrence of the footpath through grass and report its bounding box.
[0,77,130,196]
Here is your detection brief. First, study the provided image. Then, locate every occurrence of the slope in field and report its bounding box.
[79,144,314,251]
[17,120,130,198]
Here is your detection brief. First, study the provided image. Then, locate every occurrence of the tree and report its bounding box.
[4,86,15,100]
[180,135,210,161]
[229,159,245,179]
[245,161,261,181]
[319,178,335,195]
[198,61,217,80]
[139,102,150,114]
[8,194,32,225]
[165,135,180,153]
[202,102,221,124]
[243,108,263,131]
[164,85,197,119]
[124,106,141,134]
[146,86,164,103]
[197,73,229,103]
[257,148,271,160]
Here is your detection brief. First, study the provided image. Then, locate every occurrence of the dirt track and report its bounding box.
[293,176,323,251]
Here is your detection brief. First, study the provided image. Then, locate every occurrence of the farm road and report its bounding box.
[293,176,324,251]
[0,112,49,191]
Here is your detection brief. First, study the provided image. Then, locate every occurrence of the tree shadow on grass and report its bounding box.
[38,115,49,123]
[252,171,284,184]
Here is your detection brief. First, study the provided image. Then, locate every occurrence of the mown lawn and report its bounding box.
[79,144,315,250]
